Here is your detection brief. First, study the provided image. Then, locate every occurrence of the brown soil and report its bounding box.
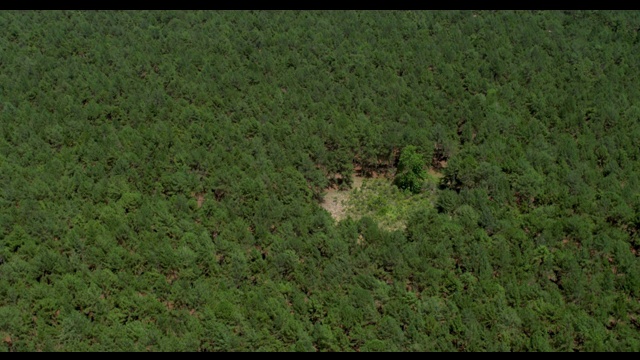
[191,192,206,208]
[320,175,364,221]
[321,165,439,223]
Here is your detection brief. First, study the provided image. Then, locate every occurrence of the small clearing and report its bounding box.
[191,192,206,208]
[320,175,364,222]
[320,167,441,231]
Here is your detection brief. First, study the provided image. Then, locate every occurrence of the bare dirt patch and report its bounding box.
[191,192,206,208]
[320,167,439,226]
[320,175,364,221]
[319,161,441,234]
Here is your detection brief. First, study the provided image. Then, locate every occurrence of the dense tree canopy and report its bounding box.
[1,10,640,352]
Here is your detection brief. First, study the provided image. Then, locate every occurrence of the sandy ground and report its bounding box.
[320,175,364,221]
[320,165,442,223]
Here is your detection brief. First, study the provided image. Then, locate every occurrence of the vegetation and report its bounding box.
[394,145,427,194]
[1,10,640,352]
[347,175,436,231]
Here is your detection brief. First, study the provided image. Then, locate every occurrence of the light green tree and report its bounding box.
[394,145,426,194]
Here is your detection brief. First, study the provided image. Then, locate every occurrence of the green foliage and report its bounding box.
[346,177,436,231]
[394,145,427,194]
[0,10,639,352]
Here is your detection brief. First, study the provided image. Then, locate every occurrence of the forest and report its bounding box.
[1,10,640,351]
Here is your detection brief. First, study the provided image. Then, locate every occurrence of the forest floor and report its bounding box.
[320,175,365,222]
[321,166,442,231]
